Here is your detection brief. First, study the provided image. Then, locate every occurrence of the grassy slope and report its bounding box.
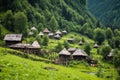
[0,47,103,80]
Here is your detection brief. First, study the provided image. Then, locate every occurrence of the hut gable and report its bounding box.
[108,49,115,57]
[59,48,71,56]
[56,30,62,35]
[31,26,37,31]
[62,30,67,34]
[93,43,99,48]
[32,41,41,48]
[39,32,44,36]
[4,34,22,41]
[72,49,88,56]
[29,31,34,36]
[79,41,83,45]
[43,28,50,34]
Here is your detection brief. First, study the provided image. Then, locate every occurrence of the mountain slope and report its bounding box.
[0,0,97,37]
[0,47,103,80]
[88,0,120,28]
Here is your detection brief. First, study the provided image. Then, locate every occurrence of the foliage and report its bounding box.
[100,46,112,60]
[93,28,105,45]
[63,40,69,49]
[106,27,113,39]
[43,35,49,46]
[84,43,91,55]
[55,42,63,52]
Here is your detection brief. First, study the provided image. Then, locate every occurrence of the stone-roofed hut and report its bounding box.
[59,48,71,64]
[48,33,54,38]
[39,32,44,37]
[72,49,88,60]
[68,48,76,54]
[54,34,61,39]
[67,38,74,43]
[31,26,37,31]
[56,30,62,36]
[43,28,50,34]
[79,41,83,45]
[4,34,23,45]
[93,43,99,48]
[62,30,67,35]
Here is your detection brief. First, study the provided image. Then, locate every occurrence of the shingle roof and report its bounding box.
[4,34,22,41]
[108,49,115,57]
[8,43,33,48]
[56,30,62,35]
[54,34,61,38]
[59,48,71,56]
[93,43,99,48]
[68,48,76,52]
[72,49,88,56]
[39,32,44,36]
[43,28,50,33]
[32,41,41,48]
[62,30,67,33]
[31,26,37,31]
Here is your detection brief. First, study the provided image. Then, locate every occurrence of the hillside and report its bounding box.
[0,0,97,38]
[88,0,120,28]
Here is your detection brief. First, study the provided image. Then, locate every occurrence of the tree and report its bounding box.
[43,35,49,46]
[113,51,120,75]
[84,43,91,55]
[49,16,59,32]
[56,42,63,52]
[94,28,105,45]
[64,41,69,49]
[14,12,27,35]
[106,28,113,39]
[0,24,2,40]
[100,46,111,60]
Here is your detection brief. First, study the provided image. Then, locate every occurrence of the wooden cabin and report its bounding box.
[39,32,44,37]
[56,30,62,36]
[54,34,61,39]
[68,48,76,54]
[93,43,99,48]
[72,49,88,60]
[67,38,74,43]
[28,31,34,36]
[31,26,37,31]
[107,49,115,59]
[59,48,71,64]
[62,30,67,35]
[48,33,54,38]
[8,41,41,55]
[79,41,83,45]
[32,40,41,54]
[4,34,23,46]
[43,28,50,34]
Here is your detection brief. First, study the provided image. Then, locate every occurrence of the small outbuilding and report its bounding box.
[28,31,34,36]
[43,28,50,34]
[4,34,23,45]
[59,48,71,64]
[48,33,54,38]
[67,38,74,43]
[93,43,99,48]
[79,41,83,45]
[72,49,88,60]
[68,48,76,54]
[54,34,61,39]
[108,49,116,59]
[62,30,67,35]
[39,32,44,37]
[31,26,37,31]
[56,30,62,35]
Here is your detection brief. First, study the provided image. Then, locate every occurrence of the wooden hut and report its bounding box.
[59,48,71,64]
[8,43,33,53]
[67,38,74,43]
[31,26,37,31]
[54,34,61,39]
[108,49,115,59]
[79,41,83,45]
[72,49,88,60]
[43,28,50,34]
[32,40,41,54]
[48,33,54,38]
[62,30,67,35]
[93,43,99,48]
[28,31,34,36]
[68,48,76,54]
[39,32,44,37]
[56,30,62,36]
[4,34,23,46]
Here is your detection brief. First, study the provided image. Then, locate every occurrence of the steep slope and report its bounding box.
[0,47,104,80]
[0,0,97,37]
[88,0,120,28]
